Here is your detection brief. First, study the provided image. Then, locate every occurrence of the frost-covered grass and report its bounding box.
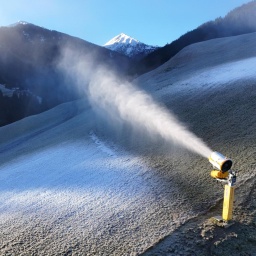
[1,32,256,255]
[0,102,196,255]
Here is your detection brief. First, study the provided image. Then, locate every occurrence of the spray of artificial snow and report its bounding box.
[87,68,212,158]
[59,47,212,158]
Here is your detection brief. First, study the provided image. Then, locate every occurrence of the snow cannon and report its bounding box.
[208,151,237,224]
[208,151,232,173]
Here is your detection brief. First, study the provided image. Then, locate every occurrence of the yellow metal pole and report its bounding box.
[222,184,235,221]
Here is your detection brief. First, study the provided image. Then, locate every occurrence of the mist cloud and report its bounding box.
[59,46,212,158]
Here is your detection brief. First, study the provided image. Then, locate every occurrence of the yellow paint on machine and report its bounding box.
[210,170,229,179]
[222,185,235,221]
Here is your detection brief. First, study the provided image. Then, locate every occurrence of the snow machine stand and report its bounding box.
[209,151,237,227]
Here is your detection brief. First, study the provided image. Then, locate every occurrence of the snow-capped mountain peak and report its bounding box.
[104,33,159,60]
[104,33,139,46]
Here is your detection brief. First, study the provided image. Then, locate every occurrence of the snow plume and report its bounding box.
[88,69,212,158]
[59,46,212,158]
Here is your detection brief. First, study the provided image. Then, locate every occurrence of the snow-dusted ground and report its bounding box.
[153,57,256,97]
[1,32,256,255]
[0,101,198,255]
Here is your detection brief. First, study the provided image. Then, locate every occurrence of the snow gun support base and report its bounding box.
[209,152,237,226]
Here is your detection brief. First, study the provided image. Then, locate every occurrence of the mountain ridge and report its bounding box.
[0,22,134,126]
[1,1,256,126]
[132,0,256,76]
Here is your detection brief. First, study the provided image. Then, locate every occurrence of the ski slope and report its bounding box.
[0,100,197,255]
[1,32,256,255]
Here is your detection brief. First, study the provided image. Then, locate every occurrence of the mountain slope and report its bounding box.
[0,32,256,255]
[135,32,256,255]
[133,0,256,76]
[104,33,159,60]
[0,22,134,126]
[0,22,132,89]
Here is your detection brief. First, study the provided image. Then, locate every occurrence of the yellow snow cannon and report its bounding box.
[208,151,236,223]
[208,151,232,172]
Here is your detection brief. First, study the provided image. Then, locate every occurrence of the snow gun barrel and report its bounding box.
[209,151,232,172]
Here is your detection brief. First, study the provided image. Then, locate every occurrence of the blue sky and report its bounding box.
[0,0,251,46]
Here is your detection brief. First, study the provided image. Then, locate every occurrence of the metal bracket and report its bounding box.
[227,170,237,187]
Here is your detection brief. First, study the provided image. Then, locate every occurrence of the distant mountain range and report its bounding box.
[104,33,159,60]
[1,1,256,126]
[0,22,134,126]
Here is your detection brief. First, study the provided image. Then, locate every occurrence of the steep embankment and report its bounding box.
[0,32,256,255]
[136,32,256,255]
[0,100,210,255]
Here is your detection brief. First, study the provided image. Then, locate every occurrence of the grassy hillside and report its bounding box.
[133,1,256,76]
[0,32,255,255]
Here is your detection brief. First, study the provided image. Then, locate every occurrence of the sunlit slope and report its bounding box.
[136,32,256,91]
[0,32,256,255]
[136,31,256,196]
[137,32,256,255]
[136,32,256,149]
[0,99,207,255]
